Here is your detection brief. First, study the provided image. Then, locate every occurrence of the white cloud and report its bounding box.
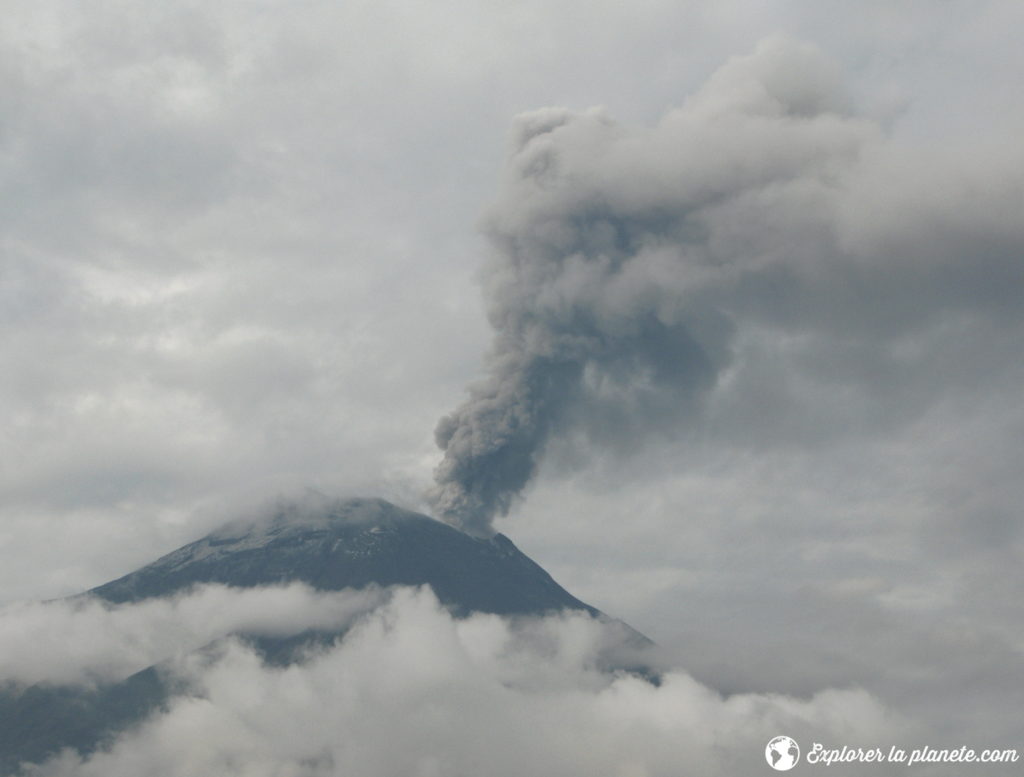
[27,587,902,777]
[0,584,385,687]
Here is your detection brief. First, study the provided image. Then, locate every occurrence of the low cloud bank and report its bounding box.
[21,587,902,776]
[0,584,386,687]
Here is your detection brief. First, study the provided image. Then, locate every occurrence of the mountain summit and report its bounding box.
[89,497,600,618]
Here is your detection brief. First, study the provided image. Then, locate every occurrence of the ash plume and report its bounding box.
[429,38,871,536]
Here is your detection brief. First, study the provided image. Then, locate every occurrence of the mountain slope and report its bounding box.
[89,497,599,618]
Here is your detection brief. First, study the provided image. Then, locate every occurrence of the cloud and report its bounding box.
[0,583,385,687]
[502,404,1024,746]
[430,35,1024,534]
[0,0,504,600]
[24,587,902,777]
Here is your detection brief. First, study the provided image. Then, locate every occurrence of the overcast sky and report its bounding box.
[2,0,1023,769]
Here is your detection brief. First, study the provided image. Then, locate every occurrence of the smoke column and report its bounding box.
[430,38,876,535]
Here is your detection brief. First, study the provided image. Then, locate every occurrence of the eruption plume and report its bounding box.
[430,38,875,535]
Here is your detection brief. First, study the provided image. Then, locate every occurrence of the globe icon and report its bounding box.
[765,736,800,771]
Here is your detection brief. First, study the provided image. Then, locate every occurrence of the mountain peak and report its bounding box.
[215,495,421,536]
[89,497,599,619]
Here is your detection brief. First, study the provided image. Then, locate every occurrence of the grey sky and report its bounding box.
[1,0,1023,770]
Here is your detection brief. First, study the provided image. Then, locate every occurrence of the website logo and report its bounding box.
[766,736,801,771]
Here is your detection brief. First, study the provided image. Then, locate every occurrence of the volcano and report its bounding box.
[88,497,600,617]
[1,497,647,773]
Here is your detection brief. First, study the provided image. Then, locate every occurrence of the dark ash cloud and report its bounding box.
[431,36,1024,535]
